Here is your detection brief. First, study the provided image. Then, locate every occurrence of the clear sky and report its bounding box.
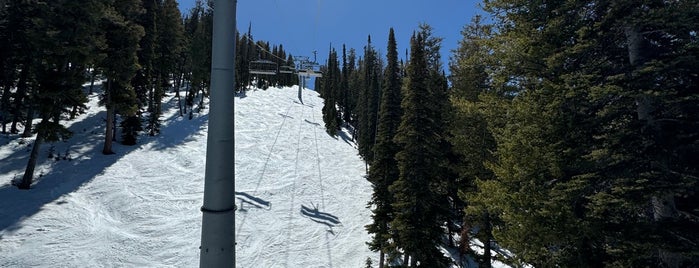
[178,0,484,70]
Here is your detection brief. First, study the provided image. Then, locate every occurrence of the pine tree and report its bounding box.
[0,1,16,133]
[389,33,450,267]
[366,28,402,268]
[476,0,699,266]
[448,15,498,266]
[0,0,45,135]
[321,48,341,136]
[418,23,456,250]
[17,0,105,188]
[185,0,211,115]
[130,0,158,143]
[100,0,144,155]
[356,36,382,163]
[147,0,184,135]
[344,47,358,129]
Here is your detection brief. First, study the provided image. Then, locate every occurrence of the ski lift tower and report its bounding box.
[200,0,235,267]
[294,53,322,103]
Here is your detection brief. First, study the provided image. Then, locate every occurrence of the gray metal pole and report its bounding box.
[199,0,236,267]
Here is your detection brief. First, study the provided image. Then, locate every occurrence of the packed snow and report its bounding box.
[0,85,375,267]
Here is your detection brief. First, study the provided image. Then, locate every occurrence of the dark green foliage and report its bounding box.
[120,115,143,145]
[343,47,358,127]
[10,0,104,188]
[320,48,342,136]
[365,28,402,266]
[100,0,144,154]
[145,0,184,135]
[460,0,699,266]
[417,24,455,253]
[365,257,374,268]
[355,36,382,163]
[448,15,497,266]
[185,0,211,113]
[389,33,450,267]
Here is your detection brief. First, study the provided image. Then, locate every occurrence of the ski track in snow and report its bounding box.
[0,86,374,267]
[234,88,372,267]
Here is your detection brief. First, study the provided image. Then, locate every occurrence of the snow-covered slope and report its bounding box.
[0,86,374,267]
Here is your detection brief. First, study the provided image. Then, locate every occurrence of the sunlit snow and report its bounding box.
[0,85,374,267]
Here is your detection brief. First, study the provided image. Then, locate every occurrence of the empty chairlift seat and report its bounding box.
[278,65,295,74]
[297,68,322,78]
[249,60,278,75]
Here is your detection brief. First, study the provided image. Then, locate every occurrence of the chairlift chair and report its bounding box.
[279,65,295,74]
[297,68,322,78]
[249,60,278,89]
[249,60,278,75]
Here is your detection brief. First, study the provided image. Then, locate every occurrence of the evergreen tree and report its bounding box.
[448,15,497,267]
[321,48,341,136]
[286,54,298,86]
[0,0,44,135]
[475,0,699,266]
[345,47,359,129]
[16,0,104,188]
[0,1,17,133]
[234,30,247,91]
[418,23,456,249]
[366,28,402,268]
[185,0,211,115]
[389,33,450,267]
[339,45,351,123]
[129,0,158,143]
[100,0,144,154]
[356,36,382,163]
[148,0,184,135]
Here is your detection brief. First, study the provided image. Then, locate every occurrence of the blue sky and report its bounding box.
[178,0,484,70]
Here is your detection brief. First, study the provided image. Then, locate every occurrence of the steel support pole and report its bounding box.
[199,0,236,267]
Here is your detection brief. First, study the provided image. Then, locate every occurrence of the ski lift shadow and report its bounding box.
[300,204,341,228]
[304,119,320,127]
[235,191,271,211]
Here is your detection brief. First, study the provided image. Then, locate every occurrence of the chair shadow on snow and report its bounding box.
[235,191,271,211]
[0,90,209,235]
[300,204,341,228]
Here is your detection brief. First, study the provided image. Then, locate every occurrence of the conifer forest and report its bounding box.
[1,0,698,267]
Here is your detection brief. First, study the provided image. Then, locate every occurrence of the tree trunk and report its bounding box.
[148,78,154,114]
[174,67,184,116]
[21,91,34,138]
[89,66,96,94]
[103,80,115,155]
[11,65,29,134]
[625,24,680,268]
[1,78,12,134]
[70,105,78,120]
[378,250,385,268]
[18,123,44,189]
[482,211,492,268]
[112,115,117,141]
[184,78,190,115]
[175,88,183,117]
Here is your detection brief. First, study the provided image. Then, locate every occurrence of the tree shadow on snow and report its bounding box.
[0,107,142,234]
[335,127,356,148]
[0,92,209,235]
[148,109,209,151]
